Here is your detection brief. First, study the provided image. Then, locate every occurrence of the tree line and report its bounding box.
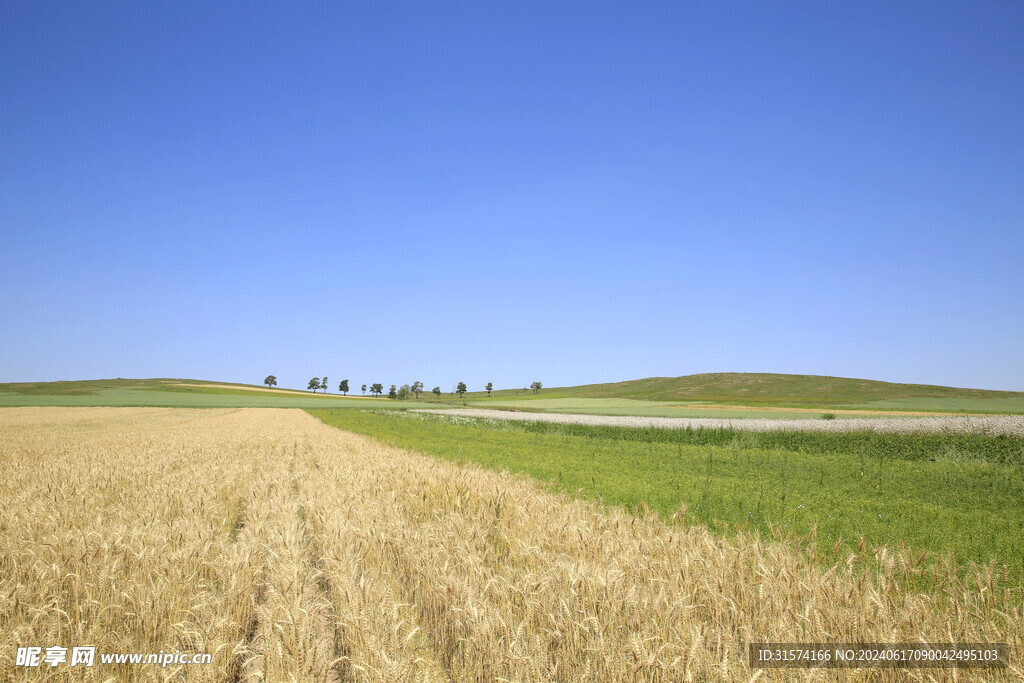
[262,375,542,399]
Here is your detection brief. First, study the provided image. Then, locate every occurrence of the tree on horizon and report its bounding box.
[264,375,277,390]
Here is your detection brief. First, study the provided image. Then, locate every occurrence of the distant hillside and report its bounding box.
[0,378,413,409]
[0,377,293,396]
[521,373,1024,405]
[7,374,1022,409]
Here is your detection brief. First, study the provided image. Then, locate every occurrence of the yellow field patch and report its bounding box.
[1,407,1018,680]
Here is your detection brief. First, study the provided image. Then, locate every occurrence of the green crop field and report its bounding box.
[309,408,1024,593]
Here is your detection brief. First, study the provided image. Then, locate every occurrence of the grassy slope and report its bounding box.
[454,372,1024,413]
[309,408,1024,589]
[566,372,1024,402]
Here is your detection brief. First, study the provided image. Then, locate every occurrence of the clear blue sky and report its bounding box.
[2,2,1022,392]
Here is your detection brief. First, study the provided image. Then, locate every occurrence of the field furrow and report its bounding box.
[300,456,452,681]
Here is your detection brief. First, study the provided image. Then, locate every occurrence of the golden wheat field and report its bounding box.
[1,408,1020,681]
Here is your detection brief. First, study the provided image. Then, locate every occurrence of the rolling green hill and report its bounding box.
[566,372,1023,403]
[464,372,1024,410]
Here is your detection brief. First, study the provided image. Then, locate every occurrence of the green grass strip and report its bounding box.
[466,417,1024,465]
[308,408,1024,590]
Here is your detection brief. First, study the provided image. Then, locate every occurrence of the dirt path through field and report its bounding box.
[664,402,948,416]
[1,407,1019,680]
[417,407,1024,435]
